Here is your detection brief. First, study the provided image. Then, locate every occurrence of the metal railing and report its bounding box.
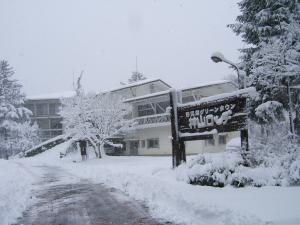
[133,113,170,126]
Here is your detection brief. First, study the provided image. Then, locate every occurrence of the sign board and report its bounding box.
[169,88,254,167]
[177,95,247,136]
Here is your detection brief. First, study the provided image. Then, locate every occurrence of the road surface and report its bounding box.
[14,165,172,225]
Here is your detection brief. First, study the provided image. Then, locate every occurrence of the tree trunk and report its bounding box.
[97,144,102,158]
[93,145,99,158]
[99,144,106,158]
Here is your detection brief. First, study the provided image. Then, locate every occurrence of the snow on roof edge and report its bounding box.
[124,89,171,103]
[124,80,238,103]
[102,78,171,93]
[26,91,76,100]
[178,87,257,107]
[180,80,236,92]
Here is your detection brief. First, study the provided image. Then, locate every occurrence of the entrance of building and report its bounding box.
[129,140,139,156]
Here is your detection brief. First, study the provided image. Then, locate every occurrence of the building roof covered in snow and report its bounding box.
[103,78,171,93]
[26,91,76,101]
[124,80,237,103]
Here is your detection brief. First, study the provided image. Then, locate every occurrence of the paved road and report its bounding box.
[15,165,172,225]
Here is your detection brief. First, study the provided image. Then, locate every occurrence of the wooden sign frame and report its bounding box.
[169,89,251,168]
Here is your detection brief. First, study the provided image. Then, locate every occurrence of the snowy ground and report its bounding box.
[0,159,39,225]
[1,142,300,225]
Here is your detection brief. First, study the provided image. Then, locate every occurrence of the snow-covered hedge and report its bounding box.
[176,99,300,188]
[176,147,300,187]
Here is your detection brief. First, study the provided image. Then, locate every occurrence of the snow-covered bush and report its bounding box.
[176,152,291,187]
[176,152,244,187]
[174,102,299,187]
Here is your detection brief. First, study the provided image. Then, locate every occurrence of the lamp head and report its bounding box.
[211,52,225,63]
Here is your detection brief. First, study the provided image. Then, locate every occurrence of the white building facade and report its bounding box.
[107,79,238,156]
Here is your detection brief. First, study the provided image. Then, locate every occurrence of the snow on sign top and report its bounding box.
[26,91,76,100]
[178,87,257,108]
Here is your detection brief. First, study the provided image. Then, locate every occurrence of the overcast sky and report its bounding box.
[0,0,243,96]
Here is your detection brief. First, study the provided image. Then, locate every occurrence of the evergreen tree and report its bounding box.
[228,1,300,171]
[128,71,147,84]
[0,60,39,158]
[229,0,300,120]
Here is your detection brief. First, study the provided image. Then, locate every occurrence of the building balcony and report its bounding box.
[133,113,170,128]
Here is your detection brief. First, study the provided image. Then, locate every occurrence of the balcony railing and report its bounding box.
[133,113,170,127]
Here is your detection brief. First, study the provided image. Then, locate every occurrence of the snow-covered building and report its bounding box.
[24,79,238,155]
[24,91,75,141]
[119,80,238,155]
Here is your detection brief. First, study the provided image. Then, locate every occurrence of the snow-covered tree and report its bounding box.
[0,60,39,158]
[229,0,300,110]
[226,1,300,181]
[128,71,147,84]
[61,79,132,158]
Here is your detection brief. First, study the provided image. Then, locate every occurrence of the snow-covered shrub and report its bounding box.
[176,139,300,187]
[176,152,244,187]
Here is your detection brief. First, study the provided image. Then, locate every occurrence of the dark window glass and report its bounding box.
[36,104,48,116]
[50,118,62,129]
[138,104,155,117]
[141,140,145,148]
[37,119,49,129]
[219,135,227,145]
[49,103,60,115]
[51,130,62,136]
[147,138,159,148]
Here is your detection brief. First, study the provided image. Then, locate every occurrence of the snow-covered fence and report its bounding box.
[170,87,256,167]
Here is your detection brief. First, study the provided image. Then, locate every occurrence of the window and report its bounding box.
[218,135,227,145]
[205,138,215,146]
[49,103,60,115]
[138,104,155,117]
[50,118,62,129]
[51,130,62,136]
[37,119,50,129]
[156,101,170,114]
[147,138,159,148]
[40,130,51,138]
[141,140,146,148]
[182,96,195,103]
[36,104,48,116]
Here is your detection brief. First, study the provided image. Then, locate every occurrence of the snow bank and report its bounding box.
[0,159,37,225]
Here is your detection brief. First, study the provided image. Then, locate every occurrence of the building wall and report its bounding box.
[123,125,239,156]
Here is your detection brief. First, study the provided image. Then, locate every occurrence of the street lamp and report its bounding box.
[211,52,244,89]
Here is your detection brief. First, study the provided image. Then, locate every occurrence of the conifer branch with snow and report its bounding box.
[0,60,40,158]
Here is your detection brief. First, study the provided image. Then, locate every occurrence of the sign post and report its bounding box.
[170,88,254,167]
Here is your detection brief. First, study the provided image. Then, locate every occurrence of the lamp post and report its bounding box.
[211,52,244,89]
[211,52,249,165]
